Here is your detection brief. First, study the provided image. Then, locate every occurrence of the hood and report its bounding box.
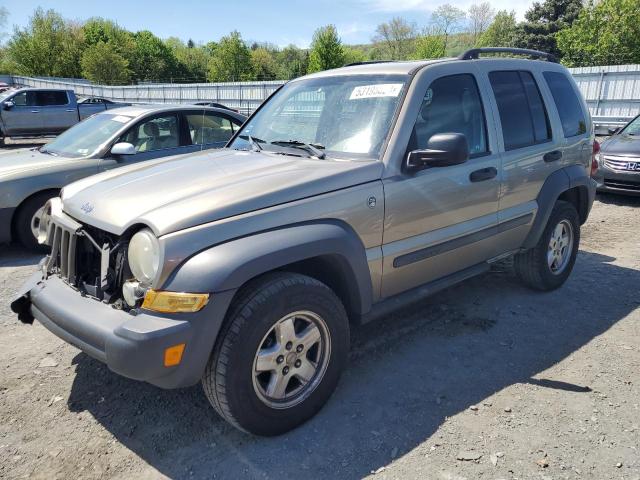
[62,149,383,236]
[600,134,640,157]
[0,148,79,180]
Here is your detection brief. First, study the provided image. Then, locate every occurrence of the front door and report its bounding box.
[381,65,500,298]
[3,91,42,136]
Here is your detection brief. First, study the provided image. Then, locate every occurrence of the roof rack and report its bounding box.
[458,47,559,63]
[345,60,394,67]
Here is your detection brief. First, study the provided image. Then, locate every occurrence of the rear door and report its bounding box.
[3,91,41,136]
[381,63,501,298]
[38,90,78,134]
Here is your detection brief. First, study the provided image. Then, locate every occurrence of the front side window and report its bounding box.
[543,71,587,138]
[229,74,409,160]
[186,112,235,145]
[489,71,551,151]
[35,91,68,106]
[410,74,488,156]
[40,113,134,158]
[11,92,32,106]
[120,114,180,153]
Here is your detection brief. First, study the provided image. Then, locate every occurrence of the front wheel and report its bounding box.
[514,200,580,291]
[202,272,349,436]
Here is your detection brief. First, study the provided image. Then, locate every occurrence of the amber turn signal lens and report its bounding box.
[141,290,209,313]
[164,343,185,367]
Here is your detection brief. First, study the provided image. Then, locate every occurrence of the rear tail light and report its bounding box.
[591,140,600,177]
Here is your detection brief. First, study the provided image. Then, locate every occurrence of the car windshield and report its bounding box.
[621,116,640,135]
[229,74,409,160]
[40,113,134,158]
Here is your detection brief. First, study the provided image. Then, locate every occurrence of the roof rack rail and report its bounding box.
[458,47,559,63]
[345,60,394,67]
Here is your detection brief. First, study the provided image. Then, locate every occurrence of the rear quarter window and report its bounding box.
[543,71,587,137]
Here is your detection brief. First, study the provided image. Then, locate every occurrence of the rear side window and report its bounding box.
[543,71,587,137]
[489,71,551,151]
[185,112,235,145]
[35,91,69,106]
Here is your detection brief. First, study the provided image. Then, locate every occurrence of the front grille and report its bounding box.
[46,222,79,284]
[603,155,640,172]
[604,178,640,191]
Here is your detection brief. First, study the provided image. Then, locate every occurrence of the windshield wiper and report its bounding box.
[238,134,265,152]
[39,147,58,156]
[271,140,326,159]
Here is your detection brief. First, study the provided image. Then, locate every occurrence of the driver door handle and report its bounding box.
[469,167,497,182]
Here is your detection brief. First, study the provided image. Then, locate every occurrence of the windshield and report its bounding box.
[230,74,409,160]
[41,113,133,158]
[621,116,640,135]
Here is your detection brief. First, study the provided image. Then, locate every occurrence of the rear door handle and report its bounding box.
[66,109,75,112]
[469,167,497,182]
[30,110,39,113]
[543,150,563,162]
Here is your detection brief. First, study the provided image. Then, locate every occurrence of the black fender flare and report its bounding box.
[162,221,374,315]
[522,164,594,249]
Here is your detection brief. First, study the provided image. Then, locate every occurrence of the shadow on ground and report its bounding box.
[0,244,43,267]
[66,250,638,479]
[596,191,640,207]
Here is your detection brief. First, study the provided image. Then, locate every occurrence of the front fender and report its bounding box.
[162,221,374,315]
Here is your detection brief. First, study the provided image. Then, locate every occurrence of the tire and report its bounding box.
[14,191,57,252]
[202,272,349,436]
[514,200,580,291]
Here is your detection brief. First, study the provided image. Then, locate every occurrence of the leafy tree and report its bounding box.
[81,41,130,84]
[430,4,466,55]
[277,44,308,79]
[412,28,447,59]
[517,0,582,59]
[343,46,367,65]
[478,10,520,48]
[7,8,84,77]
[207,31,252,82]
[468,2,495,46]
[165,36,209,81]
[557,0,640,66]
[130,30,177,81]
[251,47,278,80]
[308,25,345,73]
[372,17,417,60]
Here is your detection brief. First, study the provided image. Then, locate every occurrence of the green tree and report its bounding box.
[7,8,84,77]
[250,47,278,80]
[517,0,583,59]
[372,17,417,60]
[430,4,466,55]
[207,31,252,82]
[557,0,640,66]
[308,25,345,73]
[165,36,209,82]
[81,41,130,84]
[277,44,308,79]
[478,10,519,47]
[343,46,367,65]
[412,28,447,59]
[130,30,178,82]
[468,2,496,46]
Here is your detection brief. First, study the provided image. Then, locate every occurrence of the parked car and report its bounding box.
[593,114,640,195]
[0,104,246,249]
[0,88,130,144]
[0,82,10,94]
[77,96,120,106]
[192,101,239,113]
[12,48,596,436]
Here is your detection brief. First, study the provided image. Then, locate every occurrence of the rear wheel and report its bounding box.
[15,192,56,252]
[514,200,580,291]
[202,272,349,436]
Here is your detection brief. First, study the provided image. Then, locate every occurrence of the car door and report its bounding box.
[98,112,186,172]
[182,110,239,153]
[474,62,565,252]
[3,91,42,136]
[380,64,501,298]
[38,91,78,134]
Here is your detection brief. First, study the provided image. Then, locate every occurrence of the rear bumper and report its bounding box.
[13,272,236,389]
[594,165,640,196]
[0,207,15,243]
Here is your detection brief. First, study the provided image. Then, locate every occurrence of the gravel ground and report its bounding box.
[0,193,639,480]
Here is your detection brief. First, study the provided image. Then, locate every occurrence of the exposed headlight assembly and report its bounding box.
[127,228,160,285]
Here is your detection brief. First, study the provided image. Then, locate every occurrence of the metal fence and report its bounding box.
[10,64,640,129]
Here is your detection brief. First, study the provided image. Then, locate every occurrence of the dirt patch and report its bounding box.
[0,194,639,479]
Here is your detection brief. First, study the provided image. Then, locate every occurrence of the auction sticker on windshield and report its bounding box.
[350,83,403,100]
[111,115,133,123]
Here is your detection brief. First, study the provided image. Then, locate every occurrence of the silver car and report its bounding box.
[0,104,246,249]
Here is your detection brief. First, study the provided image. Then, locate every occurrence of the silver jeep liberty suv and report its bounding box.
[12,48,597,436]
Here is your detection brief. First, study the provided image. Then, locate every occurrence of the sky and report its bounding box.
[2,0,534,48]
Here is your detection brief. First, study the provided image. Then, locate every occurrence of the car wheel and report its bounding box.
[514,200,580,291]
[15,192,56,252]
[202,272,349,436]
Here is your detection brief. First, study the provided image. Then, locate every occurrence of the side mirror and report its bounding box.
[608,127,620,135]
[3,100,14,110]
[405,133,469,173]
[110,142,136,156]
